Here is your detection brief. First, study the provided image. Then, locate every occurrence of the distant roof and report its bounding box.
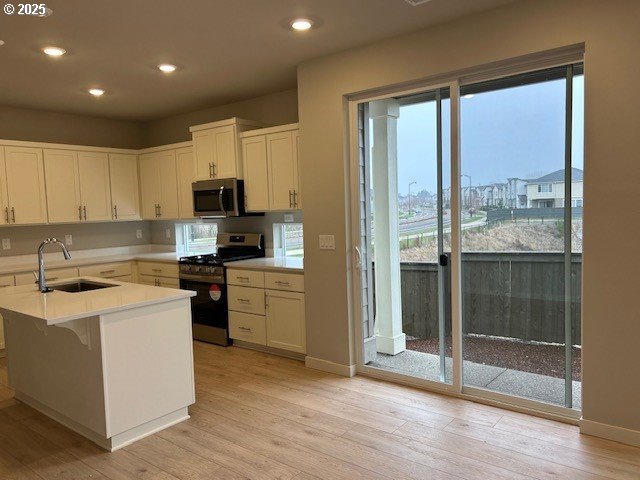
[528,168,583,183]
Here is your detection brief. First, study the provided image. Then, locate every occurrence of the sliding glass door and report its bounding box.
[360,87,452,385]
[459,65,583,408]
[355,61,583,412]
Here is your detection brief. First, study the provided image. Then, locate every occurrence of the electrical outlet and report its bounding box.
[1,238,10,250]
[165,228,171,239]
[136,229,143,239]
[319,234,335,250]
[64,234,73,246]
[284,213,294,223]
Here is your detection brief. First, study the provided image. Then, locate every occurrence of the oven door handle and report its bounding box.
[219,186,227,216]
[179,273,225,283]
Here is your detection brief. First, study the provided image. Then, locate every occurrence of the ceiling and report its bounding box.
[0,0,515,121]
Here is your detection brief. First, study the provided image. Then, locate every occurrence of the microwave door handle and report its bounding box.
[219,186,227,216]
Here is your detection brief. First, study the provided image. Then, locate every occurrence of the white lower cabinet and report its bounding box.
[78,262,132,279]
[265,290,306,354]
[0,274,14,350]
[137,261,179,288]
[227,268,305,354]
[14,267,79,286]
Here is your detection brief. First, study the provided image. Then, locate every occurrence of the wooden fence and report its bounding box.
[383,252,582,345]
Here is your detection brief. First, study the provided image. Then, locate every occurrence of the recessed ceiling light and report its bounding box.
[158,64,177,73]
[291,18,313,31]
[88,88,105,97]
[42,46,66,57]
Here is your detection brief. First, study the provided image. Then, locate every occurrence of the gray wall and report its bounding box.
[297,0,640,435]
[0,106,146,149]
[143,89,299,146]
[0,221,151,257]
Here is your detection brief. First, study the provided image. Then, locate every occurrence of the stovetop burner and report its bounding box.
[179,253,260,266]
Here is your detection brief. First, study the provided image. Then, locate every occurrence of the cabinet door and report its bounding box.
[265,290,306,353]
[213,125,238,179]
[293,130,302,210]
[109,154,140,221]
[157,150,179,219]
[241,136,269,211]
[176,147,195,219]
[192,130,215,180]
[43,150,81,223]
[267,132,297,211]
[78,152,112,221]
[3,146,48,224]
[0,149,8,224]
[139,153,160,219]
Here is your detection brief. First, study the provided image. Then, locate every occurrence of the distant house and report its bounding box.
[507,177,528,208]
[526,168,584,208]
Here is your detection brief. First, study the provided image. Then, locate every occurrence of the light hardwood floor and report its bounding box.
[0,342,639,480]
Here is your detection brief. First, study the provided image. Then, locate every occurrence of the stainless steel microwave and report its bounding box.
[192,178,246,218]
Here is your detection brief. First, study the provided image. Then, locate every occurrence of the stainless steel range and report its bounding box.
[179,233,264,346]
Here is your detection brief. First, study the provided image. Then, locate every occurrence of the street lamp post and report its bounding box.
[408,181,417,216]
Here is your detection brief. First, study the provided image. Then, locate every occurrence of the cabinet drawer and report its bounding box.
[228,285,265,315]
[229,311,267,345]
[264,272,304,292]
[113,274,133,283]
[227,269,264,288]
[15,267,79,286]
[79,262,132,278]
[137,261,178,278]
[138,274,179,288]
[0,275,15,288]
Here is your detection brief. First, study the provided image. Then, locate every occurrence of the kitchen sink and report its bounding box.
[50,280,116,293]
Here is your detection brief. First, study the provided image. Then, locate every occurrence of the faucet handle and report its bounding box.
[32,271,39,284]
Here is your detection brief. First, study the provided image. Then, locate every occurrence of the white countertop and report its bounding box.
[224,257,304,273]
[0,277,195,325]
[0,248,181,276]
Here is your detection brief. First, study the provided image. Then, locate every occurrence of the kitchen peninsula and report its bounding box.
[0,277,196,451]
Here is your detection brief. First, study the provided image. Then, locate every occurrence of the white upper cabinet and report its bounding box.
[239,124,301,212]
[241,135,269,212]
[2,146,48,224]
[190,118,264,181]
[139,149,179,220]
[77,152,112,222]
[176,147,196,219]
[44,149,81,223]
[0,148,7,225]
[109,154,140,221]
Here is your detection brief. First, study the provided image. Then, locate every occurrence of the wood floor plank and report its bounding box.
[395,421,610,480]
[238,379,407,433]
[445,419,640,480]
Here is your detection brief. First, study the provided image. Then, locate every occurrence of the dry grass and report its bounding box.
[400,221,582,262]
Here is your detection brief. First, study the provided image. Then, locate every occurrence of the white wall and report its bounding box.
[297,0,640,437]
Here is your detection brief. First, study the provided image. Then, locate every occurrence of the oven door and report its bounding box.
[179,278,228,329]
[192,179,240,217]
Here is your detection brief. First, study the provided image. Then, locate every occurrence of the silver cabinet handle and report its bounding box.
[237,276,250,281]
[78,205,83,221]
[213,163,217,177]
[208,162,213,178]
[152,268,162,273]
[237,298,251,303]
[4,207,8,224]
[293,190,298,208]
[288,190,293,208]
[11,207,15,223]
[83,206,87,221]
[238,326,251,332]
[100,270,116,275]
[113,205,118,219]
[275,281,290,286]
[158,204,162,217]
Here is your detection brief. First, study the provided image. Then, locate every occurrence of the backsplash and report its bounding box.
[0,221,151,257]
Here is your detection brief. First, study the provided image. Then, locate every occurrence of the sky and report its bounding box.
[393,76,585,195]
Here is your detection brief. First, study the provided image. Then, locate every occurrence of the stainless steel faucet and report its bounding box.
[37,238,71,293]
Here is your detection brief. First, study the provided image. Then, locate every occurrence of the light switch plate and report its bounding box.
[64,234,73,246]
[1,238,10,250]
[136,229,143,239]
[319,234,335,250]
[284,213,294,223]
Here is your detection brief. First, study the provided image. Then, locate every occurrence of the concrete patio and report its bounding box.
[370,349,581,409]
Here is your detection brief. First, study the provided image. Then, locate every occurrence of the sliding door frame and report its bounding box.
[346,50,583,421]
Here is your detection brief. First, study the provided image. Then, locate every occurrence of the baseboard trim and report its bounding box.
[581,419,640,447]
[305,356,356,377]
